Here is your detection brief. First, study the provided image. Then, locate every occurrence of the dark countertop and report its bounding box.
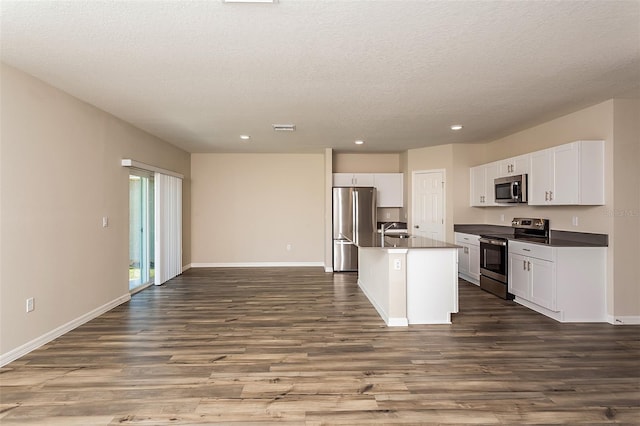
[357,232,460,250]
[454,224,608,248]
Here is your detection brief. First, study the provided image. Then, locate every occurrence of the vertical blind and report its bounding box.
[154,173,182,285]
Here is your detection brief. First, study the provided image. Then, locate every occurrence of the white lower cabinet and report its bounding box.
[509,251,555,310]
[508,240,606,322]
[455,232,480,285]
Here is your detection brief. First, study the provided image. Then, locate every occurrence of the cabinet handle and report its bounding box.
[549,191,553,201]
[527,261,531,271]
[522,248,531,252]
[545,191,549,201]
[464,247,469,254]
[523,260,527,270]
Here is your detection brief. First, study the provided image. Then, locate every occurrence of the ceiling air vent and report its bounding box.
[272,124,296,132]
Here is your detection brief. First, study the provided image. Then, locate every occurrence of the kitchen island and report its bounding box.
[356,233,460,326]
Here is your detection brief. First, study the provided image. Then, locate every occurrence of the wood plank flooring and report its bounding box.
[1,267,639,425]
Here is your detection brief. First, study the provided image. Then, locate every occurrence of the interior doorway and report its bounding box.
[129,172,155,292]
[412,170,445,241]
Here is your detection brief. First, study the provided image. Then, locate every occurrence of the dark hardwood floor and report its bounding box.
[1,267,639,425]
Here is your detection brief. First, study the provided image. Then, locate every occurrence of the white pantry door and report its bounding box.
[412,170,445,241]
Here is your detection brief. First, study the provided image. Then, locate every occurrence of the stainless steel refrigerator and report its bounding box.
[333,187,377,272]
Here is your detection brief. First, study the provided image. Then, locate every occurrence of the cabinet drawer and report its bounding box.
[509,240,554,261]
[455,233,480,246]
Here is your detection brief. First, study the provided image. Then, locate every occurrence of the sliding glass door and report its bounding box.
[129,173,155,291]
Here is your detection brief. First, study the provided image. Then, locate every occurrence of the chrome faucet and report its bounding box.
[380,222,397,236]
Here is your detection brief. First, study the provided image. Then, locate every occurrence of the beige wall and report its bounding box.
[406,144,455,241]
[333,153,401,173]
[612,98,640,318]
[190,153,325,265]
[0,64,191,358]
[324,149,333,270]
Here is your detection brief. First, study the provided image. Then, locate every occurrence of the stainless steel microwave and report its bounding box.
[495,174,528,203]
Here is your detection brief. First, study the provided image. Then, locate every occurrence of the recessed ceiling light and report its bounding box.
[450,124,463,131]
[240,135,251,140]
[354,140,365,145]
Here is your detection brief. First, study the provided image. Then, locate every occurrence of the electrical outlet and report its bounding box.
[102,216,109,227]
[393,259,401,270]
[26,297,34,313]
[572,216,579,226]
[286,243,292,251]
[385,212,391,219]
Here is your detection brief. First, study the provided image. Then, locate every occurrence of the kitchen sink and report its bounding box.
[386,233,412,239]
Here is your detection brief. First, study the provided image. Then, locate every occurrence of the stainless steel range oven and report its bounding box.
[479,218,550,300]
[479,236,511,299]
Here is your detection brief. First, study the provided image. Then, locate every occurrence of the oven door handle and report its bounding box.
[479,238,507,246]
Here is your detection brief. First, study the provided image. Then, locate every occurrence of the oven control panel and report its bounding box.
[512,218,549,231]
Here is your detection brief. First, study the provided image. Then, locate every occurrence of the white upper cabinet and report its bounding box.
[471,140,604,207]
[528,140,604,206]
[333,173,403,207]
[333,173,375,187]
[470,162,499,207]
[498,154,530,176]
[373,173,403,207]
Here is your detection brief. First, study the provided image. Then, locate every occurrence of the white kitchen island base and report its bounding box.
[357,242,459,326]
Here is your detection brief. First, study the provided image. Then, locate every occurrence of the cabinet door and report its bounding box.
[529,149,552,205]
[470,165,486,206]
[374,173,403,207]
[551,142,579,205]
[484,162,500,205]
[508,253,530,298]
[512,154,530,175]
[333,173,354,186]
[529,257,556,310]
[499,154,530,176]
[468,244,480,282]
[458,244,470,276]
[352,173,375,186]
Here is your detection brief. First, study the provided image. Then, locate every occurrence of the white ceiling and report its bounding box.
[1,0,638,153]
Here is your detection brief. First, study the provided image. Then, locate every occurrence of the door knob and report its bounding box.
[414,225,420,228]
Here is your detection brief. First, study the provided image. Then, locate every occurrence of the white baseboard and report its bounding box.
[189,262,325,268]
[324,266,333,273]
[388,317,409,327]
[357,279,408,327]
[0,293,131,367]
[609,315,640,325]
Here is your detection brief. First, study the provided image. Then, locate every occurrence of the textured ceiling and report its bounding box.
[1,0,639,153]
